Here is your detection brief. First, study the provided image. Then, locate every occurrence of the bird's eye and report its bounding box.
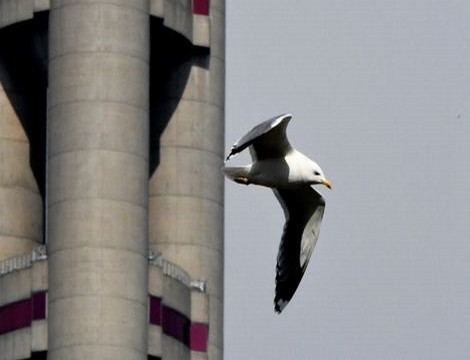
[314,171,321,176]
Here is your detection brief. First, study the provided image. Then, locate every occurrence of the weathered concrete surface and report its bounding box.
[0,66,42,262]
[47,1,149,359]
[1,0,222,358]
[0,255,47,360]
[148,265,163,358]
[0,0,34,28]
[162,276,191,360]
[191,291,209,360]
[149,1,225,358]
[31,259,48,353]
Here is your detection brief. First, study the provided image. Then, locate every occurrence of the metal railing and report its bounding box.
[0,245,206,293]
[148,250,206,292]
[0,245,47,277]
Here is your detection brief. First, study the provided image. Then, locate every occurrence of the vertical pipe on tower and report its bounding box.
[47,1,149,359]
[149,1,225,358]
[0,68,42,261]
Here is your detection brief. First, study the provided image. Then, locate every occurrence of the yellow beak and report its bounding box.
[322,179,332,189]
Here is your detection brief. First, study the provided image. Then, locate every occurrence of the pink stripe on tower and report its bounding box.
[32,291,47,320]
[193,0,209,15]
[149,296,162,325]
[0,299,31,335]
[190,323,209,352]
[0,291,47,335]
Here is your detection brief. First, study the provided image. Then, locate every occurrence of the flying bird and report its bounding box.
[223,113,332,313]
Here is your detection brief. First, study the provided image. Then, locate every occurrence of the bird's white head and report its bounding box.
[308,161,332,189]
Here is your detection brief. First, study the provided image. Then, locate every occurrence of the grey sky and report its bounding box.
[224,1,470,359]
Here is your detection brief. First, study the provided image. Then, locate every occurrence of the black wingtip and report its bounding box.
[274,297,287,314]
[225,147,238,161]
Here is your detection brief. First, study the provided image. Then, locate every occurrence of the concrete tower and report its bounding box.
[148,1,225,358]
[46,1,151,359]
[0,1,224,360]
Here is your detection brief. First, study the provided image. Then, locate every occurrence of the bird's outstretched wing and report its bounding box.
[273,185,325,313]
[225,114,293,161]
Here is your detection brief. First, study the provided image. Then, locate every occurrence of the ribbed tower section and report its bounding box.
[47,1,150,359]
[0,39,43,262]
[0,81,43,262]
[0,1,224,359]
[149,1,225,358]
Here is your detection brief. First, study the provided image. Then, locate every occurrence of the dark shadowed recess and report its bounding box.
[149,16,209,177]
[0,11,48,197]
[30,351,47,360]
[0,12,212,240]
[0,12,48,244]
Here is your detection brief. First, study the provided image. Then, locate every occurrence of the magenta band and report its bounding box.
[149,296,162,325]
[0,291,47,335]
[32,291,46,320]
[149,295,208,352]
[0,293,207,352]
[0,298,31,334]
[162,305,191,347]
[190,322,209,352]
[193,0,209,15]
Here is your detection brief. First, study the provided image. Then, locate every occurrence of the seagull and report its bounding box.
[223,113,332,313]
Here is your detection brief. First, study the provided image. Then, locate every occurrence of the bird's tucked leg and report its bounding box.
[234,176,250,185]
[222,165,252,185]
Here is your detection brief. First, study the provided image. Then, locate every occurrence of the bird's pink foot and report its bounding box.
[234,176,250,185]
